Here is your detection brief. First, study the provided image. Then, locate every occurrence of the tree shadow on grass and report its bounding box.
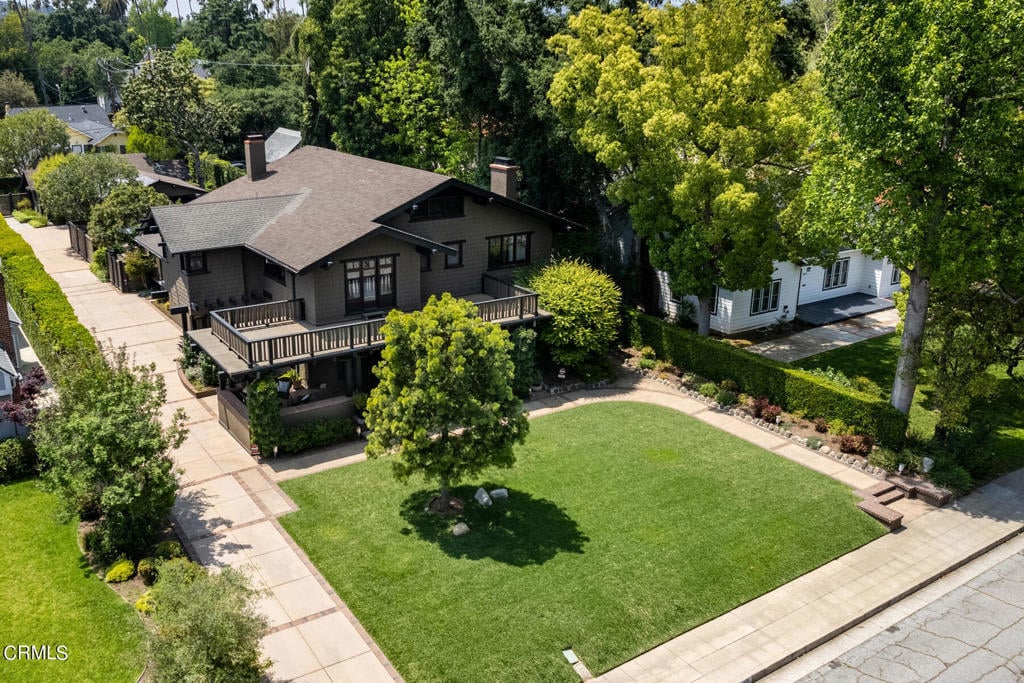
[399,486,588,567]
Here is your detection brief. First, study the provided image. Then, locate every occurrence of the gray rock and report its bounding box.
[474,487,492,507]
[923,456,935,473]
[821,446,832,455]
[489,488,509,500]
[452,522,470,536]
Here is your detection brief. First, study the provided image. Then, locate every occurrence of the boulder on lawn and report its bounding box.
[474,487,493,507]
[452,522,470,536]
[489,488,509,500]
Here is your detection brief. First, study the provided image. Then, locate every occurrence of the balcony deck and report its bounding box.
[189,277,549,376]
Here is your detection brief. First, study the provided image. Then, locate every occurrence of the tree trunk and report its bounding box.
[437,474,451,510]
[189,146,203,190]
[891,267,930,414]
[696,297,712,336]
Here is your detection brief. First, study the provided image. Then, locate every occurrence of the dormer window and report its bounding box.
[410,195,464,221]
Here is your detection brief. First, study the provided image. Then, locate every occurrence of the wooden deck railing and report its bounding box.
[208,282,541,368]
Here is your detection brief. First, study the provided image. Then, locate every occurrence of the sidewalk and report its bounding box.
[10,221,397,683]
[15,220,1024,682]
[747,309,899,363]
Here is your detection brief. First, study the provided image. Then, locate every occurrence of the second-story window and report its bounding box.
[410,195,464,221]
[444,241,464,269]
[264,260,287,285]
[487,233,531,269]
[182,251,206,274]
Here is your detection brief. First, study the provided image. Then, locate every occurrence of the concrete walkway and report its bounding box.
[16,220,1024,682]
[748,309,900,363]
[10,221,397,683]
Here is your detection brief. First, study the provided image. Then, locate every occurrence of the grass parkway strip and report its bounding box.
[280,401,884,681]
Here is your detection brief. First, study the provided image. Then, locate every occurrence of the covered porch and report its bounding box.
[189,273,549,377]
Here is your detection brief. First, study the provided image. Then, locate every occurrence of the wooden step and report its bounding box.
[875,489,905,505]
[857,499,903,530]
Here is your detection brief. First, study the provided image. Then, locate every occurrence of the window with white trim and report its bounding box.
[750,280,781,316]
[890,265,901,286]
[823,257,850,290]
[709,284,719,316]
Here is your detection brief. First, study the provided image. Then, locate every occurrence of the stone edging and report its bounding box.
[176,365,217,398]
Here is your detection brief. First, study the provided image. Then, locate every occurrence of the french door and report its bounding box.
[345,256,396,314]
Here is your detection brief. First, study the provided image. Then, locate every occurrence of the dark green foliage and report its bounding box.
[34,347,187,561]
[246,377,283,456]
[509,327,540,397]
[154,540,185,560]
[0,217,101,384]
[90,246,109,281]
[0,438,35,483]
[199,352,219,388]
[150,558,269,683]
[188,153,245,191]
[929,463,973,496]
[806,436,822,450]
[88,184,170,251]
[279,417,356,455]
[105,558,135,583]
[626,311,908,445]
[35,154,138,224]
[715,389,737,406]
[138,557,158,586]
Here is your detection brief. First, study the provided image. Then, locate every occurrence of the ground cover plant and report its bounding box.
[795,333,1024,481]
[281,402,883,681]
[0,481,146,682]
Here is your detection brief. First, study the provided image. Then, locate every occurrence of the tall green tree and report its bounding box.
[88,183,169,251]
[0,70,37,107]
[35,152,137,223]
[549,1,813,335]
[365,293,528,511]
[796,0,1024,414]
[34,346,187,560]
[0,108,68,177]
[183,0,268,61]
[120,47,236,188]
[128,0,179,52]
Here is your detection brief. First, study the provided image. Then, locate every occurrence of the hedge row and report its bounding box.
[0,216,100,383]
[625,311,908,446]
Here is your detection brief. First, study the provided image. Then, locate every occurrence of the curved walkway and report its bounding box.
[14,220,1024,682]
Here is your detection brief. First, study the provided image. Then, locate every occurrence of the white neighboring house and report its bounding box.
[0,299,23,439]
[656,248,903,335]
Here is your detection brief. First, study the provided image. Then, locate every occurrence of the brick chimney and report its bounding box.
[0,262,18,371]
[244,134,267,181]
[489,156,519,201]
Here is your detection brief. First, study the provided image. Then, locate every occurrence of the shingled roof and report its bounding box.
[152,194,301,254]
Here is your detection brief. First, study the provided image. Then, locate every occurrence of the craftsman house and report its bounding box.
[656,249,903,335]
[137,139,559,417]
[8,104,128,154]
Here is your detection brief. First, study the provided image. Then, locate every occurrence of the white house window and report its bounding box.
[890,265,901,285]
[823,258,850,290]
[750,280,781,316]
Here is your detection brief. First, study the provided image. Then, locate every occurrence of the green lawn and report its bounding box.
[794,333,1024,479]
[280,402,884,681]
[0,481,147,683]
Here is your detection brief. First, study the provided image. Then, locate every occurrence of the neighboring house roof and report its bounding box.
[122,154,204,194]
[151,194,301,254]
[0,348,17,379]
[265,128,301,163]
[149,145,572,273]
[9,104,124,146]
[7,303,20,327]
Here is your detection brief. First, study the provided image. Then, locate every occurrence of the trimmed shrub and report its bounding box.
[135,591,155,615]
[637,346,657,360]
[279,417,356,455]
[720,378,739,393]
[929,464,972,496]
[806,437,823,450]
[0,437,35,483]
[698,382,718,398]
[715,389,737,406]
[509,327,540,397]
[154,540,185,560]
[138,557,158,586]
[247,377,283,456]
[528,259,621,370]
[624,311,908,445]
[761,403,782,423]
[105,558,136,583]
[829,418,856,436]
[854,375,884,397]
[839,434,874,455]
[813,416,828,433]
[90,246,109,281]
[0,216,101,385]
[638,357,656,370]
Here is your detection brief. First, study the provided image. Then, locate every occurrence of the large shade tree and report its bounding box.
[548,1,814,335]
[0,109,68,177]
[365,294,529,511]
[796,0,1024,414]
[120,47,235,189]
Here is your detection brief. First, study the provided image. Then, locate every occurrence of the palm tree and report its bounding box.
[97,0,129,21]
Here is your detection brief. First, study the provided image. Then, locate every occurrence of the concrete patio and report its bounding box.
[748,308,900,363]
